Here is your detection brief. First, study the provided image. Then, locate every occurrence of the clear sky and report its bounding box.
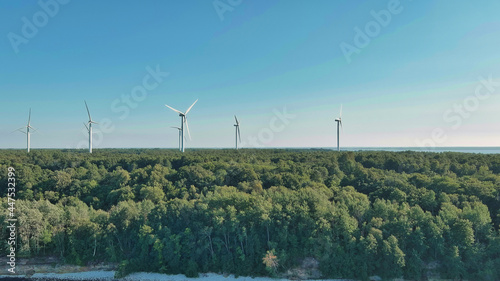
[1,0,500,149]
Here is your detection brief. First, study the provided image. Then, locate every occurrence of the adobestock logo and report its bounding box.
[340,0,408,64]
[415,75,500,149]
[7,0,70,54]
[72,65,170,150]
[111,65,170,120]
[240,106,296,148]
[213,0,243,21]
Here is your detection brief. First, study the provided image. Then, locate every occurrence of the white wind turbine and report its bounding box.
[171,126,182,151]
[83,101,98,153]
[13,108,37,153]
[234,115,241,150]
[165,99,198,152]
[334,105,343,151]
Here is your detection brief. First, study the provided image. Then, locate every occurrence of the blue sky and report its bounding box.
[1,0,500,149]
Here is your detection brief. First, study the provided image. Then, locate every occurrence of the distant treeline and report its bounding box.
[1,149,500,280]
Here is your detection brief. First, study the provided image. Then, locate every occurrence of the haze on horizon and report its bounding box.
[1,1,500,149]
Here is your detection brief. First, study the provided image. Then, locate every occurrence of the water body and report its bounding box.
[339,147,500,154]
[243,147,500,154]
[263,147,500,154]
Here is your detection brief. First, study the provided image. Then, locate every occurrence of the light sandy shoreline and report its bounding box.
[1,271,351,281]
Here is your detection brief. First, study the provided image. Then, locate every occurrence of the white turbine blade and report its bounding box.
[234,115,239,125]
[171,126,181,130]
[11,127,26,134]
[237,126,241,143]
[165,104,183,114]
[90,121,99,125]
[83,122,89,131]
[184,118,191,140]
[340,119,343,133]
[28,108,31,125]
[29,126,38,132]
[84,100,92,121]
[184,99,198,115]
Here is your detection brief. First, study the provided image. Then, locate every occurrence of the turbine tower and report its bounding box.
[13,108,36,153]
[234,115,241,150]
[334,105,343,151]
[171,126,182,151]
[84,101,98,153]
[165,99,198,152]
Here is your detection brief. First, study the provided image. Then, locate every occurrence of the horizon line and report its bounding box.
[1,146,500,150]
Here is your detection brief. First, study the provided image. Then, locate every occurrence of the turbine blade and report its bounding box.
[234,115,240,125]
[340,120,343,133]
[171,126,181,130]
[184,118,191,140]
[28,108,31,125]
[165,104,183,114]
[185,99,198,115]
[84,100,92,121]
[237,126,241,143]
[11,127,26,134]
[83,122,89,131]
[90,121,99,124]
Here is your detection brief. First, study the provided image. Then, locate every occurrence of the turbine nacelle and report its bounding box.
[165,99,198,152]
[84,101,98,153]
[335,104,343,151]
[234,115,241,149]
[11,108,35,153]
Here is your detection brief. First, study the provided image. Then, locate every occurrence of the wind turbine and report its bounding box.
[12,108,36,152]
[171,126,182,151]
[83,101,98,153]
[334,105,343,151]
[165,99,198,152]
[234,115,241,150]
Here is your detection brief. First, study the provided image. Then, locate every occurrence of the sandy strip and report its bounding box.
[1,271,351,281]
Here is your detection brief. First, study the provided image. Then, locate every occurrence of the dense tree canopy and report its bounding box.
[1,149,500,280]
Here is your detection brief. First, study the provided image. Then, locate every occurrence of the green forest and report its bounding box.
[1,149,500,280]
